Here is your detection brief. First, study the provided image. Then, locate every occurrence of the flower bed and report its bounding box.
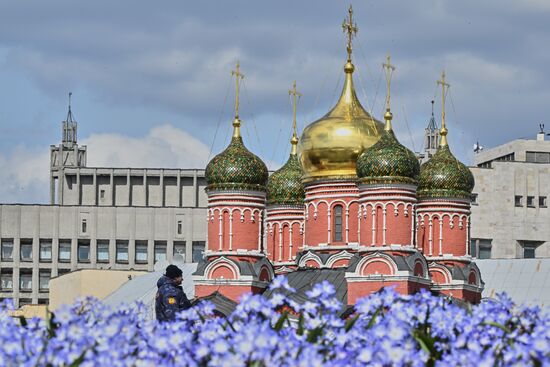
[1,277,548,366]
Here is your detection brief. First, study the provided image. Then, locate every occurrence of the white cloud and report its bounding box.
[0,125,210,204]
[83,124,209,169]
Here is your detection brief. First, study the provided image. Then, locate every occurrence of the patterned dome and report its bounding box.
[205,118,268,192]
[267,152,304,206]
[356,113,420,185]
[417,144,474,199]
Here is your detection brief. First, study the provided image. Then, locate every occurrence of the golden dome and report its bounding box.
[298,61,384,182]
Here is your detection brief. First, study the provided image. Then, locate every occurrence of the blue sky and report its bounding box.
[1,0,549,203]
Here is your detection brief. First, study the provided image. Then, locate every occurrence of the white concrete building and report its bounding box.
[470,127,550,259]
[0,105,208,307]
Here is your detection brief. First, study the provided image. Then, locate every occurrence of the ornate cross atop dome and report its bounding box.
[342,5,358,63]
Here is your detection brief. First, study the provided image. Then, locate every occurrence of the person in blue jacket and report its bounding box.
[155,264,192,322]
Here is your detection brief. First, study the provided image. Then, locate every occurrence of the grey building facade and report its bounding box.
[470,129,550,259]
[0,107,208,307]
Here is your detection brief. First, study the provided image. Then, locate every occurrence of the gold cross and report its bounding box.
[342,5,358,62]
[288,81,302,145]
[231,61,245,118]
[437,70,450,130]
[437,70,450,146]
[382,54,396,111]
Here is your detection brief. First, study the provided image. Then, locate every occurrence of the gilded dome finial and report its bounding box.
[342,5,358,72]
[437,70,450,147]
[289,80,302,155]
[231,61,245,138]
[382,54,396,131]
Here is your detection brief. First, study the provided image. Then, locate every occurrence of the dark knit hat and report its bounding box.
[165,265,183,279]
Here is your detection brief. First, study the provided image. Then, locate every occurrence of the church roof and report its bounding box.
[192,292,237,317]
[263,268,348,310]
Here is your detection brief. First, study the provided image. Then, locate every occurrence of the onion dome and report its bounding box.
[205,117,268,192]
[298,62,383,183]
[267,142,304,206]
[297,7,384,183]
[357,110,420,185]
[417,127,474,199]
[418,71,474,199]
[267,81,304,205]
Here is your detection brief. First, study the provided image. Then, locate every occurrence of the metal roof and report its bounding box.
[103,256,197,319]
[475,258,550,308]
[263,268,348,307]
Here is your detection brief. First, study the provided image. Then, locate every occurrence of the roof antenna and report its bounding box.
[473,141,483,153]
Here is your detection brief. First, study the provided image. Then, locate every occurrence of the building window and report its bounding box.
[154,241,167,263]
[19,298,32,307]
[97,240,110,262]
[174,241,186,257]
[39,239,52,262]
[81,219,87,234]
[527,196,535,208]
[519,240,541,259]
[20,239,33,262]
[78,241,90,262]
[514,195,523,207]
[39,270,51,291]
[100,190,105,200]
[135,241,148,263]
[58,269,71,277]
[471,193,478,205]
[192,241,205,263]
[177,221,183,235]
[1,239,13,261]
[495,153,515,162]
[526,151,550,163]
[0,270,13,290]
[471,238,492,259]
[37,299,49,305]
[58,240,72,262]
[539,196,547,208]
[333,205,343,242]
[19,271,32,292]
[116,241,129,263]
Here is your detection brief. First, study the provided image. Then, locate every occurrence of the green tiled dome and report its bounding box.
[356,123,420,185]
[417,145,474,199]
[267,153,304,206]
[205,135,268,192]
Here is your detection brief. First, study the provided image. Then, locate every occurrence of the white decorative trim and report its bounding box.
[208,201,265,209]
[297,252,323,268]
[354,252,398,276]
[205,250,265,258]
[204,256,240,280]
[345,274,432,286]
[325,250,354,268]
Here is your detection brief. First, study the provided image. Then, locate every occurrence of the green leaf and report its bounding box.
[344,314,359,332]
[367,308,380,329]
[297,313,305,336]
[481,321,512,334]
[68,350,87,367]
[306,327,324,343]
[274,311,288,331]
[18,316,27,327]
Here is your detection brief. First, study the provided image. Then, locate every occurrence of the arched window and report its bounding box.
[333,205,343,242]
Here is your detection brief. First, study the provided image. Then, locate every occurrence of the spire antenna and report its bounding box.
[288,81,302,155]
[431,99,435,117]
[437,71,450,146]
[342,5,358,63]
[231,61,245,138]
[382,54,396,131]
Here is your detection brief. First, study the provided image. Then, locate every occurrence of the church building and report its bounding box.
[194,6,484,305]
